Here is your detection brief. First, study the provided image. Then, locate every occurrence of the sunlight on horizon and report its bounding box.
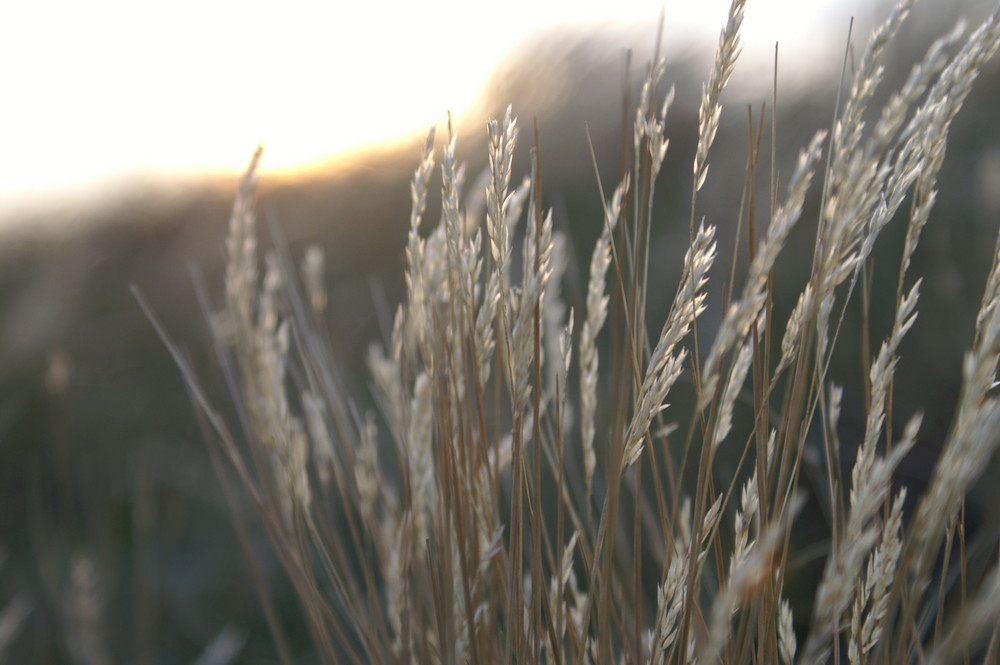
[1,0,858,221]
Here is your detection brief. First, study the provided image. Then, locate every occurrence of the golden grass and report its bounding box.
[150,1,1000,662]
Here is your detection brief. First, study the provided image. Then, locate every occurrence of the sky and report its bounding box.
[1,0,862,220]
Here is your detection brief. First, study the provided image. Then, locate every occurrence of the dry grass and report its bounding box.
[150,1,1000,662]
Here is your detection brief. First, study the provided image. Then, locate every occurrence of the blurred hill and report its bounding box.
[2,2,1000,660]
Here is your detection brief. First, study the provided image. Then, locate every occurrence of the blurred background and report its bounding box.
[2,0,1000,661]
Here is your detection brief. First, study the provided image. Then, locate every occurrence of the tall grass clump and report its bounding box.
[147,0,1000,662]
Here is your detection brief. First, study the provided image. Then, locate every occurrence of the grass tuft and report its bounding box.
[166,1,1000,662]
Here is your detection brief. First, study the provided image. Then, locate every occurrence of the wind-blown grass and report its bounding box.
[157,1,1000,662]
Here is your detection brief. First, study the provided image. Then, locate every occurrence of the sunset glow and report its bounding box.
[1,0,857,218]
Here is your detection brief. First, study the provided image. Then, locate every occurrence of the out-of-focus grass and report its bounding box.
[1,1,1000,661]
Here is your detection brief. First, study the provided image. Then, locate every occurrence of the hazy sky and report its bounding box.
[1,0,863,218]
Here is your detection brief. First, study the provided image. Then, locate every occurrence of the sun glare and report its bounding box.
[1,0,855,220]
